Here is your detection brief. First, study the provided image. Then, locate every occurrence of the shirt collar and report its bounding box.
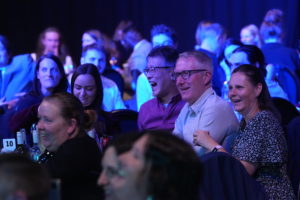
[189,87,215,113]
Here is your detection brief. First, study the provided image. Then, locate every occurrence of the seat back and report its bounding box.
[287,116,300,197]
[199,152,268,200]
[108,109,139,136]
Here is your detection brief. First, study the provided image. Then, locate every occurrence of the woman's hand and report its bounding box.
[193,130,219,151]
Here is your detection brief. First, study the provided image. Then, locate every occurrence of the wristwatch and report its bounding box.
[212,145,223,152]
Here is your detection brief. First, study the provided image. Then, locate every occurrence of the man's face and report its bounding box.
[152,34,174,48]
[145,56,175,103]
[81,49,106,74]
[122,31,137,49]
[174,56,211,105]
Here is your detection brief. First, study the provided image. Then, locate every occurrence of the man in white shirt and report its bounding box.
[81,45,125,111]
[173,51,238,155]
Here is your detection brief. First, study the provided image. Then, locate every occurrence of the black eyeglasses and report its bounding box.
[171,69,207,80]
[144,66,172,75]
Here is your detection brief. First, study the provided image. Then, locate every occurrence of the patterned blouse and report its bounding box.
[232,110,295,200]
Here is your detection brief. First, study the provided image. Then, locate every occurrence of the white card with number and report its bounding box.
[2,139,16,152]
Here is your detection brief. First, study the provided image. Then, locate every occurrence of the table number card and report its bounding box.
[2,138,16,152]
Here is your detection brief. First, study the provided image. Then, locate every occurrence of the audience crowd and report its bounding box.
[0,8,299,200]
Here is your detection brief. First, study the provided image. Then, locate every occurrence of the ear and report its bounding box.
[203,71,212,86]
[67,118,78,138]
[255,83,263,97]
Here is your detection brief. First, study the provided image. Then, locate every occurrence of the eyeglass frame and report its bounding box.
[171,69,208,80]
[144,66,173,75]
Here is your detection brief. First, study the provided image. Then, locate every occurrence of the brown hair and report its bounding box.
[43,92,97,132]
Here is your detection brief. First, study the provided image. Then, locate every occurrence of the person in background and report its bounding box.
[0,153,50,200]
[0,37,36,102]
[0,35,13,103]
[240,24,262,47]
[0,35,12,68]
[112,20,134,67]
[260,9,300,78]
[136,24,178,110]
[218,39,243,99]
[138,46,184,132]
[82,30,125,97]
[71,63,112,150]
[81,44,125,111]
[32,27,74,82]
[194,21,226,96]
[173,51,238,155]
[37,92,103,200]
[5,54,68,144]
[194,65,295,199]
[227,45,289,100]
[122,25,152,92]
[99,131,203,200]
[82,29,119,63]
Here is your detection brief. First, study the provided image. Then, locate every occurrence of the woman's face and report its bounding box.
[98,136,148,200]
[240,29,255,45]
[82,33,97,48]
[37,100,74,152]
[229,72,261,117]
[73,74,97,107]
[42,31,60,54]
[37,58,62,92]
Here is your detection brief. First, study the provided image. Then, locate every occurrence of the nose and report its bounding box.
[145,72,153,80]
[45,69,51,76]
[98,171,108,186]
[228,87,236,99]
[37,119,44,130]
[176,75,185,86]
[79,89,87,97]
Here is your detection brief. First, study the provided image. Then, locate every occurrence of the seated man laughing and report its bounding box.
[138,46,185,132]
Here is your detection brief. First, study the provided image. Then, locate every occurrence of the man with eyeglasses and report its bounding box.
[173,51,238,155]
[138,46,185,132]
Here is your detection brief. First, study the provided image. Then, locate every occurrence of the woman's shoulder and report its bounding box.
[252,110,278,124]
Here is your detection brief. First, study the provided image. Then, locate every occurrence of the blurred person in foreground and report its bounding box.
[98,131,202,200]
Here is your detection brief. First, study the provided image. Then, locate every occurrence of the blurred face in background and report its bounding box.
[240,28,255,45]
[152,34,174,48]
[81,49,106,74]
[42,31,60,55]
[82,33,97,48]
[37,58,62,94]
[227,51,249,71]
[73,74,97,107]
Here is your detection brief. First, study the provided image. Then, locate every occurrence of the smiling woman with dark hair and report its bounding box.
[2,54,68,144]
[194,64,295,199]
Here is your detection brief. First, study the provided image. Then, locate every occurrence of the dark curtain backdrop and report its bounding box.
[0,0,299,64]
